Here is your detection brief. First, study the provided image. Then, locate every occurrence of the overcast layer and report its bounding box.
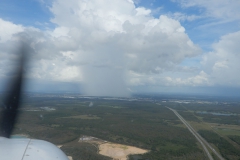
[0,0,240,96]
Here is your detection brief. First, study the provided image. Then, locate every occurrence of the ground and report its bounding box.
[78,135,148,160]
[6,94,240,159]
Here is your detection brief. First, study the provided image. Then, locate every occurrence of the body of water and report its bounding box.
[196,111,237,116]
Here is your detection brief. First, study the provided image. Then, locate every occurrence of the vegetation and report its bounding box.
[9,95,206,159]
[198,130,240,160]
[61,140,111,160]
[229,135,240,145]
[2,94,239,159]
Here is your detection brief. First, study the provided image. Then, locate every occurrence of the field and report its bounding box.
[1,94,240,159]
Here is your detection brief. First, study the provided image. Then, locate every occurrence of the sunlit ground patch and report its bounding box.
[99,143,148,160]
[78,135,148,160]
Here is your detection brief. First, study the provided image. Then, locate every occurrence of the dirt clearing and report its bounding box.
[78,135,148,159]
[99,142,148,160]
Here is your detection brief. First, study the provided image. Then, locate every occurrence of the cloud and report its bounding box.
[0,0,202,96]
[128,69,209,87]
[173,0,240,21]
[48,0,201,95]
[167,12,202,22]
[202,31,240,86]
[0,19,82,83]
[0,18,24,42]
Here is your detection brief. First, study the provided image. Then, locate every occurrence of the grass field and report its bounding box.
[209,123,240,136]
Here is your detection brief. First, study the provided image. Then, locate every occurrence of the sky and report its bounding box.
[0,0,240,97]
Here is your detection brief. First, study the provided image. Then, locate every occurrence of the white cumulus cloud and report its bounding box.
[0,0,203,96]
[202,31,240,86]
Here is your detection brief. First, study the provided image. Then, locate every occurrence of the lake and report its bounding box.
[196,111,237,116]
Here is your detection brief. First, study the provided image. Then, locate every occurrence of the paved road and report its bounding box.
[166,107,223,160]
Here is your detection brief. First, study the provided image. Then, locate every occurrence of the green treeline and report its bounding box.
[228,135,240,146]
[198,130,240,159]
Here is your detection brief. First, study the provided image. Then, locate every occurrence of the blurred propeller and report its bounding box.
[0,45,26,138]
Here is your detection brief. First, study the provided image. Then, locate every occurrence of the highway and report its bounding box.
[166,107,225,160]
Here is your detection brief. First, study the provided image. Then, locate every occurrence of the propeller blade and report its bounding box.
[0,45,26,138]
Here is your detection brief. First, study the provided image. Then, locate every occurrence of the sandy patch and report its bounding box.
[68,156,73,160]
[57,145,63,148]
[99,143,148,160]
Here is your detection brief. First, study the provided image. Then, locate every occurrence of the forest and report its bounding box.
[1,94,240,159]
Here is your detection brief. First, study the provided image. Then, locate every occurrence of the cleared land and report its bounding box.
[79,135,148,160]
[99,143,148,160]
[68,156,73,160]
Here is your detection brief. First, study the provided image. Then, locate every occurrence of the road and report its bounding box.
[166,107,224,160]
